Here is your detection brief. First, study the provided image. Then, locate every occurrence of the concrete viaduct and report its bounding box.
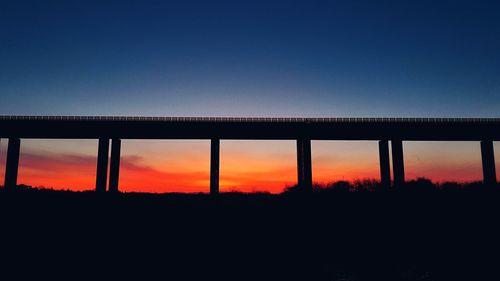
[1,116,499,193]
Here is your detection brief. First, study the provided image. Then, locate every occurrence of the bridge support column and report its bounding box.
[391,139,405,186]
[109,139,121,193]
[297,138,312,191]
[96,138,109,193]
[210,139,220,195]
[480,140,496,186]
[379,140,391,188]
[4,138,21,190]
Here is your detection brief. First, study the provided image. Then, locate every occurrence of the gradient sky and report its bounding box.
[0,1,499,192]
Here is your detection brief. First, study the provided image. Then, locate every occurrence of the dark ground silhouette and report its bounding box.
[1,179,500,280]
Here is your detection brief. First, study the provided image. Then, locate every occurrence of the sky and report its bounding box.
[0,0,499,192]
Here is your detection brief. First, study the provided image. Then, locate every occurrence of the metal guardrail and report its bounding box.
[0,116,499,123]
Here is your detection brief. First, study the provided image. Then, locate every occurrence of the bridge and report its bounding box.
[1,116,499,193]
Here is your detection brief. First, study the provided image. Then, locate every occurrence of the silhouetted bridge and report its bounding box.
[1,116,499,192]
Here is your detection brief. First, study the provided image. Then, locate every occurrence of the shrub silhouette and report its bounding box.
[283,177,490,194]
[439,181,462,191]
[404,177,435,191]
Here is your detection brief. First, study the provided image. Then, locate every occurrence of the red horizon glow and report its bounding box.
[0,140,497,193]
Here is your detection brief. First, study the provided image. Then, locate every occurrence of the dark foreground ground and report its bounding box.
[1,188,500,280]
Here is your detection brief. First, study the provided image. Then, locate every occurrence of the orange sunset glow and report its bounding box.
[0,140,498,192]
[219,140,297,193]
[404,141,484,182]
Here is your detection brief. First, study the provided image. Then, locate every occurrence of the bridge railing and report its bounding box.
[1,115,500,123]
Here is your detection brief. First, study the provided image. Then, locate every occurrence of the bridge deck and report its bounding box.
[1,116,499,140]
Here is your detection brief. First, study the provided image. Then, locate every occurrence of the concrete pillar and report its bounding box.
[95,138,109,192]
[297,138,313,191]
[210,139,220,194]
[391,139,405,186]
[480,140,497,185]
[108,139,121,193]
[4,138,21,190]
[379,140,391,188]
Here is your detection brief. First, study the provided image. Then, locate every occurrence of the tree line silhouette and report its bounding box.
[1,177,496,194]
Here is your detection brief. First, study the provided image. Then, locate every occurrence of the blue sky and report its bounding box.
[0,1,499,191]
[1,0,499,117]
